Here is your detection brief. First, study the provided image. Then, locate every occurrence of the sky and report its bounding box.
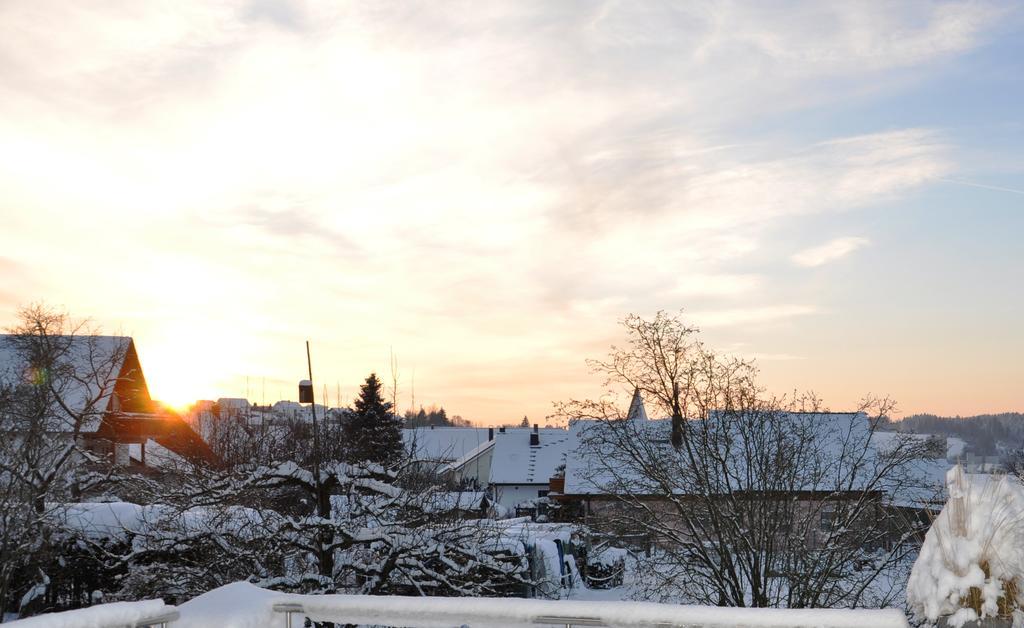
[1,1,1021,423]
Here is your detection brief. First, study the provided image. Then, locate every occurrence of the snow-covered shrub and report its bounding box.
[95,461,531,602]
[907,465,1024,626]
[584,546,627,589]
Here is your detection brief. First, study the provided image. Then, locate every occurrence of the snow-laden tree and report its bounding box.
[109,454,529,603]
[558,311,941,609]
[0,304,125,617]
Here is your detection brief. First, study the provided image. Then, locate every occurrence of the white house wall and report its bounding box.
[451,443,493,489]
[493,484,548,509]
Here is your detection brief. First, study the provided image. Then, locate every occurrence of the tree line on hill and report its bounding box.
[886,412,1024,456]
[402,405,471,428]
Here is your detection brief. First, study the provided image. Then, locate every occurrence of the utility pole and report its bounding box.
[301,341,333,584]
[306,341,321,466]
[299,343,324,513]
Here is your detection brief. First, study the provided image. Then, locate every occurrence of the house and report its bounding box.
[489,425,571,510]
[0,334,215,466]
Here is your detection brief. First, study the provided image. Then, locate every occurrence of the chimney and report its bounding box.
[488,427,494,441]
[499,427,506,433]
[530,426,540,447]
[533,423,538,433]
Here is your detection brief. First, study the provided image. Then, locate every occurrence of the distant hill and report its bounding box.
[888,413,1024,456]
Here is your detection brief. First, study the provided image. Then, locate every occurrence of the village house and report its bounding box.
[488,425,571,511]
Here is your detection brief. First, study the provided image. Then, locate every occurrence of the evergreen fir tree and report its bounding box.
[432,407,448,426]
[343,373,404,466]
[519,415,530,428]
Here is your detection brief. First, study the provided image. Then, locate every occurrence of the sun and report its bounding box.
[144,360,211,412]
[140,334,230,413]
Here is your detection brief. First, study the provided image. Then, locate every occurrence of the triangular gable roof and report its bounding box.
[0,334,150,431]
[1,334,217,463]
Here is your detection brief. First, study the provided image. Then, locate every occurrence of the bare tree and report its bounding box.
[0,304,127,616]
[557,311,940,609]
[589,311,760,449]
[390,348,401,425]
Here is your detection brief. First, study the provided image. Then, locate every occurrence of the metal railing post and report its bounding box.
[273,602,305,628]
[137,609,180,628]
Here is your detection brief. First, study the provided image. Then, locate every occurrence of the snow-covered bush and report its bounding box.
[90,460,531,602]
[907,465,1024,626]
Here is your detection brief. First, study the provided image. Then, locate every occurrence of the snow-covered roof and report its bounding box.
[440,438,495,474]
[564,412,947,507]
[52,501,273,542]
[946,437,967,460]
[403,427,494,462]
[489,428,569,486]
[867,431,950,507]
[217,398,251,410]
[0,334,139,431]
[871,430,966,462]
[563,418,645,496]
[128,439,187,469]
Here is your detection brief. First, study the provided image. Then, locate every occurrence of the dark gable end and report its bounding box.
[110,339,154,414]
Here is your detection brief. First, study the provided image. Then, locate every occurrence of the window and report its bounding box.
[820,505,836,533]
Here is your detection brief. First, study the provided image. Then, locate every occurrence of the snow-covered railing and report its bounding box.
[8,587,910,628]
[7,600,178,627]
[269,595,910,628]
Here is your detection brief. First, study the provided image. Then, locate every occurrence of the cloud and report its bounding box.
[689,305,818,328]
[0,0,1009,419]
[792,237,871,268]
